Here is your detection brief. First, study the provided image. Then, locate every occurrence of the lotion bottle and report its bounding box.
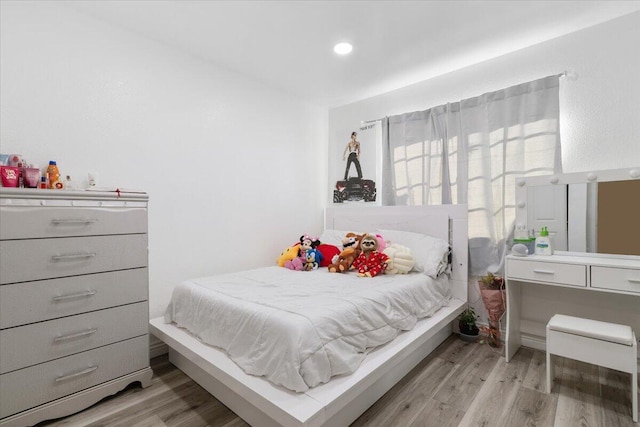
[46,161,60,189]
[534,226,552,255]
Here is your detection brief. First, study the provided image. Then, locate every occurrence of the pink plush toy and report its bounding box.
[285,257,305,271]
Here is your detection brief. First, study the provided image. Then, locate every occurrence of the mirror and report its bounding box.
[516,167,640,256]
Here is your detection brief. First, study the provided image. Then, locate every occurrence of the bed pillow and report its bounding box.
[319,229,358,249]
[377,229,450,278]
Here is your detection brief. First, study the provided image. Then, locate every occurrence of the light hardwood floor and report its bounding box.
[38,335,639,427]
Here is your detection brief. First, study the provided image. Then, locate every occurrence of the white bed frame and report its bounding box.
[149,204,468,427]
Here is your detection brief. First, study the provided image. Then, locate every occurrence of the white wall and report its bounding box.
[0,1,328,318]
[328,11,640,330]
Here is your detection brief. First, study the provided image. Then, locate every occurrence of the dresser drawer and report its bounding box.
[0,268,148,329]
[1,302,148,374]
[591,266,640,293]
[0,335,148,419]
[0,234,148,284]
[0,206,147,240]
[507,259,587,287]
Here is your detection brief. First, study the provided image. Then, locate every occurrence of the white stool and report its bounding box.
[546,314,638,422]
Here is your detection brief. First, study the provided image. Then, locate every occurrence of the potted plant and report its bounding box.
[458,307,479,342]
[478,272,504,290]
[478,272,506,347]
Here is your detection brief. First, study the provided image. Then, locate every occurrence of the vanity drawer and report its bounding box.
[0,268,148,329]
[508,259,587,287]
[0,206,147,240]
[0,302,148,374]
[0,234,148,284]
[0,335,148,419]
[591,266,640,294]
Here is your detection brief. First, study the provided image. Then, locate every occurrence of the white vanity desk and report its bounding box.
[505,166,640,362]
[505,252,640,362]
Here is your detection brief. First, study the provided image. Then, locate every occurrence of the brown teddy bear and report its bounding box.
[327,232,365,273]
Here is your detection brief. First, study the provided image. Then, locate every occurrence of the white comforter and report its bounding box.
[164,266,450,392]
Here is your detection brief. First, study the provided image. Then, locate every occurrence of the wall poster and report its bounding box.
[331,120,382,205]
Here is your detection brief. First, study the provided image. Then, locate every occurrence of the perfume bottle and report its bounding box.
[64,175,75,190]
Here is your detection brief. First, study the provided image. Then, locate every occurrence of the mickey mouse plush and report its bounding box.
[352,234,390,277]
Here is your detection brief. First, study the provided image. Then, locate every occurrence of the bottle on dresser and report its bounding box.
[46,161,65,189]
[534,227,553,255]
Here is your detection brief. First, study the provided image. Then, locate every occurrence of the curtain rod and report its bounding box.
[360,72,575,126]
[560,69,578,80]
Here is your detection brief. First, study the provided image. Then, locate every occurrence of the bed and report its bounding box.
[149,204,468,427]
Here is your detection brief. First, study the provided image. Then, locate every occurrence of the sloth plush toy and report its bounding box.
[352,234,390,277]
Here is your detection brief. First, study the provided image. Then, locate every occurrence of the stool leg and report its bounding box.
[546,352,553,394]
[633,366,637,423]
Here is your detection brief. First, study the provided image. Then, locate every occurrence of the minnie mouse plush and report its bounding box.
[284,235,320,271]
[298,234,320,256]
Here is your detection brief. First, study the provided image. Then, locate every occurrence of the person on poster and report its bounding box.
[343,131,362,180]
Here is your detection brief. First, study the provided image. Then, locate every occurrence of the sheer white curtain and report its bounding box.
[382,75,562,276]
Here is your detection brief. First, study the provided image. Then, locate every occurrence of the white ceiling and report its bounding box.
[64,1,640,108]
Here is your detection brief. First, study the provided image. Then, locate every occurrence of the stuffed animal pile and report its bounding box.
[277,235,331,271]
[277,231,416,277]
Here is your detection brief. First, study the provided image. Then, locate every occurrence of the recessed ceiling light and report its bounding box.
[333,42,353,55]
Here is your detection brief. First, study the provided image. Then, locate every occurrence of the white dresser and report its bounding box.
[0,188,153,427]
[505,253,640,362]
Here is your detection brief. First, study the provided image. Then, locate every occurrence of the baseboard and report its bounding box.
[521,334,546,351]
[149,335,169,359]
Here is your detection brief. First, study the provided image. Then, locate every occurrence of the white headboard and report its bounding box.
[325,205,468,303]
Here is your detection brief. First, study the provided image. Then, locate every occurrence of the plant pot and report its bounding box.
[459,332,479,343]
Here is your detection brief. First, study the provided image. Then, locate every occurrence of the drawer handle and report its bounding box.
[55,365,98,382]
[51,218,98,225]
[533,269,555,275]
[628,279,640,284]
[51,253,96,262]
[52,290,97,302]
[54,328,98,343]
